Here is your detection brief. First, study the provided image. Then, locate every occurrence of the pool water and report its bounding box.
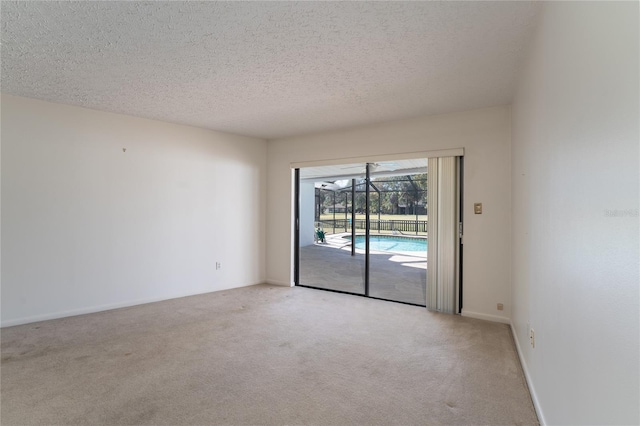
[349,235,427,252]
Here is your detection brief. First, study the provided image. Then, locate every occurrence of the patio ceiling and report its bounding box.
[300,158,427,182]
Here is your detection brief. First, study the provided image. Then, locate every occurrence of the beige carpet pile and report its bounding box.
[1,284,538,425]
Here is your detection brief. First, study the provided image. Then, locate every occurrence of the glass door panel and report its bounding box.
[367,165,428,305]
[297,169,365,295]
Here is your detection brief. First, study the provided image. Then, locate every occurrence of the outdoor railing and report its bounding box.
[317,219,427,234]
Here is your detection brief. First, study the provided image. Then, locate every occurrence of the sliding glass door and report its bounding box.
[295,157,459,309]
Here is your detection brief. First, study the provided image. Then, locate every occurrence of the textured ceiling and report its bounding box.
[1,1,539,140]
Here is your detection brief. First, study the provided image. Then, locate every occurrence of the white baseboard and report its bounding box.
[1,281,264,328]
[1,294,196,328]
[265,279,293,287]
[510,321,546,425]
[461,309,510,324]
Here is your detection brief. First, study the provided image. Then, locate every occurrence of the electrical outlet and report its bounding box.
[216,262,221,270]
[497,303,504,311]
[530,328,535,348]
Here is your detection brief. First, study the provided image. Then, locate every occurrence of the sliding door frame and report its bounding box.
[293,150,464,310]
[365,163,371,297]
[294,168,300,286]
[457,157,464,313]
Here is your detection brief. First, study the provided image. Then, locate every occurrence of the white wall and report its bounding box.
[266,106,512,323]
[511,2,639,424]
[1,95,267,327]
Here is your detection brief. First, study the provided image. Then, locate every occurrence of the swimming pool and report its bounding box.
[346,235,427,253]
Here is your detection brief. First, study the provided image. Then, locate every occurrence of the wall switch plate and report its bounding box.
[474,203,482,214]
[497,303,504,311]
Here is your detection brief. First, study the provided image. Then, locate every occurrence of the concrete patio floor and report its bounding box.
[299,233,427,305]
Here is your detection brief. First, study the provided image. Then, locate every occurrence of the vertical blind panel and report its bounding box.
[426,157,439,310]
[437,157,458,314]
[426,156,458,313]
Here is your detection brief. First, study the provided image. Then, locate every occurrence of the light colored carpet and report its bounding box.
[1,284,538,425]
